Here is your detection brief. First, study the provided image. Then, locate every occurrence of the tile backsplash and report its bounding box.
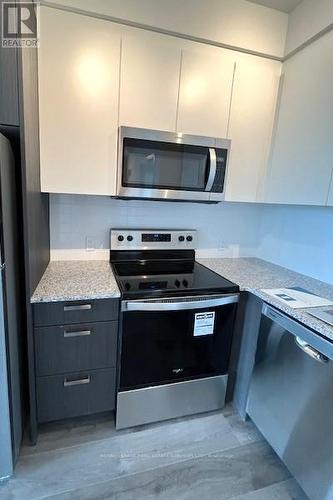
[49,195,333,286]
[50,194,262,260]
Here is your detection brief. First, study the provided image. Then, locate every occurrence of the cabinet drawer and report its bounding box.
[37,368,116,423]
[33,299,119,327]
[35,321,118,376]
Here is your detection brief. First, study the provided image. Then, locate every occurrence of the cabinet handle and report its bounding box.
[63,304,92,312]
[63,375,91,387]
[63,329,91,338]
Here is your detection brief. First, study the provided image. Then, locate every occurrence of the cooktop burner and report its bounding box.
[110,229,238,299]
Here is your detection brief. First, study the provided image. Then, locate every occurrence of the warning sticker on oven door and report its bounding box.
[193,311,215,336]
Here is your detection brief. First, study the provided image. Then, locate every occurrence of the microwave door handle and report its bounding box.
[205,148,217,191]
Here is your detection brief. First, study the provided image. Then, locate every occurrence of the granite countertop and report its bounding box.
[198,257,333,343]
[31,261,120,303]
[32,257,333,343]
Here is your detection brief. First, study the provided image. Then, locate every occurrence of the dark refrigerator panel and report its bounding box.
[0,132,24,466]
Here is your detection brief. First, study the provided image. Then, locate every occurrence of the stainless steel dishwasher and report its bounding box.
[247,304,333,500]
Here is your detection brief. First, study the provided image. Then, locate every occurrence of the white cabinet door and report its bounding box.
[38,7,120,195]
[119,28,181,131]
[177,44,235,138]
[265,31,333,205]
[225,54,281,202]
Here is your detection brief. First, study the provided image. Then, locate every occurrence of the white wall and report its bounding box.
[260,0,333,283]
[50,195,262,260]
[45,0,288,57]
[257,204,333,284]
[285,0,333,54]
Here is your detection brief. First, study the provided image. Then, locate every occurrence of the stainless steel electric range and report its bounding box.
[110,229,239,429]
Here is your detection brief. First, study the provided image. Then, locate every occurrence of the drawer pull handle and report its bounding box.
[63,304,92,312]
[63,376,91,387]
[64,329,91,338]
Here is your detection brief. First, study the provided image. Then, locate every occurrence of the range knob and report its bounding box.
[183,279,188,288]
[118,235,124,242]
[127,235,133,242]
[124,282,131,291]
[175,279,181,288]
[178,235,185,242]
[186,235,193,242]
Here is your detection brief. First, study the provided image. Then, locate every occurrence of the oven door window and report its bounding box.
[120,303,237,391]
[122,138,209,191]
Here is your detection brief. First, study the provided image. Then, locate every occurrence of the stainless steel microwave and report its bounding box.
[116,127,231,203]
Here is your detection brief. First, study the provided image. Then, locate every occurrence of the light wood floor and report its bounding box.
[0,406,308,499]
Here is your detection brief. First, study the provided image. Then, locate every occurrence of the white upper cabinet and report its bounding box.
[38,7,120,195]
[38,10,289,203]
[177,44,235,138]
[265,31,333,206]
[119,28,181,132]
[225,54,281,202]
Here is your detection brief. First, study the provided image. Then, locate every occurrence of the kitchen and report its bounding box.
[0,0,332,498]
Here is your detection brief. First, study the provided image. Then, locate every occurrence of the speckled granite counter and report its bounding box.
[31,261,120,303]
[32,257,333,342]
[198,257,333,343]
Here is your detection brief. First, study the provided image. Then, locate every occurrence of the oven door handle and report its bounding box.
[205,148,217,191]
[122,294,238,312]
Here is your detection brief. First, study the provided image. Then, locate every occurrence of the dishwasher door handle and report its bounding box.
[295,336,329,364]
[122,294,239,312]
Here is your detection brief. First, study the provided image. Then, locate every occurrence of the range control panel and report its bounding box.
[110,229,197,250]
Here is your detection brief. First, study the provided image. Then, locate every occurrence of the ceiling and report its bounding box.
[246,0,303,13]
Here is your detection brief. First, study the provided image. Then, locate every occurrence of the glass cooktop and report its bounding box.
[111,258,239,299]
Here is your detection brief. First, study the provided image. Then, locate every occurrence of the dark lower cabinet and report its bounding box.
[32,298,119,428]
[37,368,116,423]
[35,321,118,376]
[34,298,119,327]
